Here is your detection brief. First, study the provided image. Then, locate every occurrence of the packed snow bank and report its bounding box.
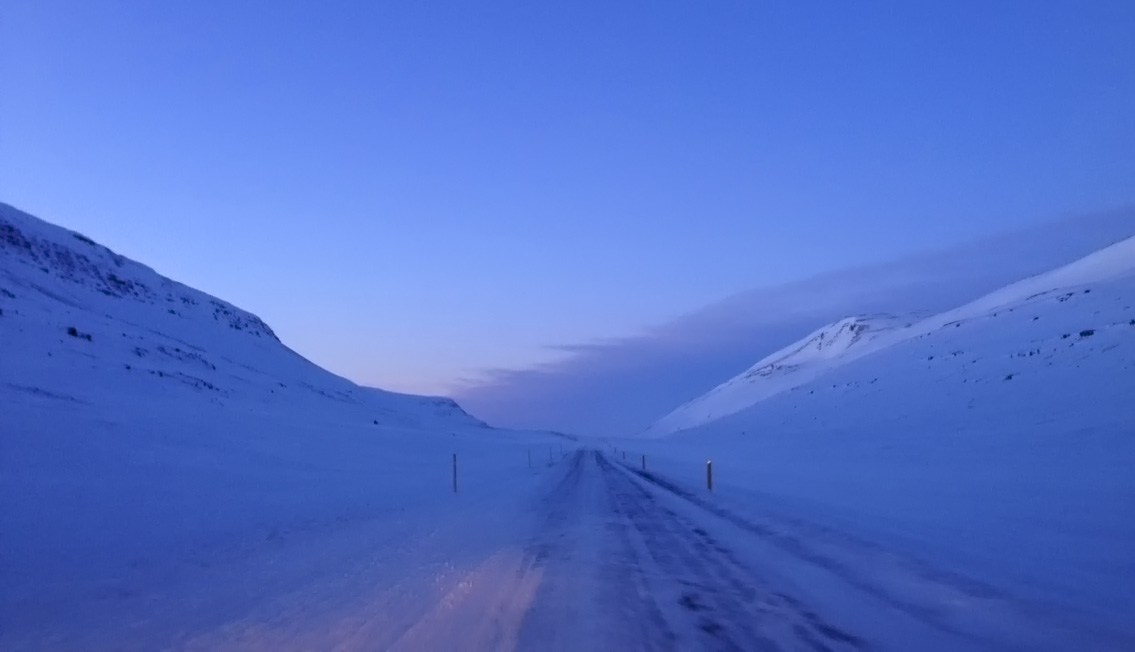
[0,203,564,647]
[619,245,1135,638]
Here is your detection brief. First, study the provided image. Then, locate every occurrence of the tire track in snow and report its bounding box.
[515,450,676,651]
[593,453,865,652]
[611,457,1135,652]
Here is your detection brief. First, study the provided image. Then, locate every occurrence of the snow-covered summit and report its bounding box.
[0,202,483,429]
[1,202,279,340]
[642,314,906,436]
[644,234,1135,437]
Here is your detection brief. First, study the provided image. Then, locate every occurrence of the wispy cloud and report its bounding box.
[453,210,1135,437]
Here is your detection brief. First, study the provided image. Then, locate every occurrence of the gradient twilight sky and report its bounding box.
[2,1,1133,395]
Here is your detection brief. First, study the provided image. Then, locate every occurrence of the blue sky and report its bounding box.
[2,1,1133,398]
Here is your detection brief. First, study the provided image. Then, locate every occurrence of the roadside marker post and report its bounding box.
[642,455,646,471]
[453,453,458,493]
[707,460,713,492]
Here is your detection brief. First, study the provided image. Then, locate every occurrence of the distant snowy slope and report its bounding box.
[644,314,908,436]
[0,202,482,429]
[646,234,1135,436]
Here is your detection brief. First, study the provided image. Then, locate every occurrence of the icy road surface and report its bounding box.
[7,451,1131,652]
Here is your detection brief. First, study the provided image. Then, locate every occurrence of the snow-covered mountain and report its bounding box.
[645,234,1135,436]
[643,314,909,436]
[2,203,567,648]
[0,202,483,429]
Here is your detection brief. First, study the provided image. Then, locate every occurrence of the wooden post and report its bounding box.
[452,453,457,493]
[622,451,626,461]
[706,460,713,491]
[642,454,646,471]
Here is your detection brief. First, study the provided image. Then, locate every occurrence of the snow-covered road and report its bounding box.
[167,450,867,652]
[515,451,864,651]
[8,449,1133,651]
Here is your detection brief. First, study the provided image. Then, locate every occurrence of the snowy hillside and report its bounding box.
[0,202,482,429]
[644,314,908,435]
[646,234,1135,436]
[1,203,567,650]
[628,234,1135,639]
